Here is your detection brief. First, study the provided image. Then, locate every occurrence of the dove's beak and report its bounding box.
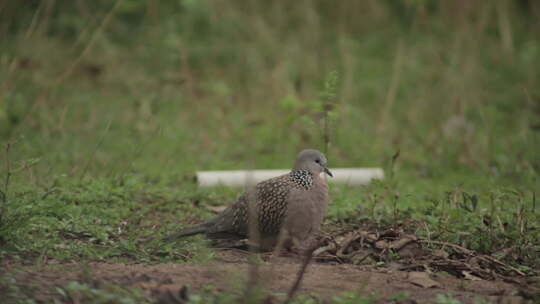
[324,167,333,177]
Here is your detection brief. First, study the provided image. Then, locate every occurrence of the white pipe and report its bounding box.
[196,168,384,188]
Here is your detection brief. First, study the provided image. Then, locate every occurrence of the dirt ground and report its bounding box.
[6,250,536,303]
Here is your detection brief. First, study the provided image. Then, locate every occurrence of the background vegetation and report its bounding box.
[0,0,539,302]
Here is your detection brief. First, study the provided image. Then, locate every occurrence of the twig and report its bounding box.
[54,0,124,87]
[532,191,536,214]
[336,231,359,257]
[376,41,404,137]
[323,106,330,156]
[79,120,112,180]
[313,243,336,257]
[242,188,262,304]
[0,142,13,226]
[419,239,526,276]
[283,243,318,304]
[480,255,526,276]
[243,252,260,303]
[3,142,11,199]
[418,239,475,255]
[320,71,338,155]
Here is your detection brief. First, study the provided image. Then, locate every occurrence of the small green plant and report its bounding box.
[330,291,377,304]
[435,294,461,304]
[319,70,339,154]
[0,143,10,240]
[57,281,149,304]
[390,291,411,302]
[473,296,494,304]
[0,274,37,303]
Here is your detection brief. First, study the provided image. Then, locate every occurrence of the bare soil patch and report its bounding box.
[5,249,535,304]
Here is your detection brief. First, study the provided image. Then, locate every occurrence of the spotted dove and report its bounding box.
[164,149,332,250]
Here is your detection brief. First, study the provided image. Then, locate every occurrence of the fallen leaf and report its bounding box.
[374,240,389,249]
[432,249,449,259]
[388,237,415,250]
[408,272,440,288]
[366,232,378,241]
[462,271,482,281]
[397,242,425,258]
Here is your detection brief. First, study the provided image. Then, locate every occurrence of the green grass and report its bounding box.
[0,174,221,264]
[1,0,540,302]
[1,171,537,269]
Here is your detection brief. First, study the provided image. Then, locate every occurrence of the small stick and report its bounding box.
[242,177,262,304]
[480,255,526,276]
[79,120,112,180]
[283,243,318,304]
[419,239,525,276]
[0,142,13,226]
[418,239,474,255]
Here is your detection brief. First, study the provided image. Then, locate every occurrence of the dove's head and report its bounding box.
[293,149,333,177]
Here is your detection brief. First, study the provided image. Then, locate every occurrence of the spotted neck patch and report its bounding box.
[290,170,314,190]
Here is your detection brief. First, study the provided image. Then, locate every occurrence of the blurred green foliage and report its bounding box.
[0,0,538,179]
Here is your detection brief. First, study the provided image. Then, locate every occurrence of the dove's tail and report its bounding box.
[163,225,207,242]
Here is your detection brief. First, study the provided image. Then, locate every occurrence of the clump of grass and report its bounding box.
[0,143,11,241]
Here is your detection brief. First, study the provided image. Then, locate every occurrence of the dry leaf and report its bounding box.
[375,240,389,249]
[462,271,482,281]
[408,272,440,288]
[398,242,426,258]
[432,249,449,259]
